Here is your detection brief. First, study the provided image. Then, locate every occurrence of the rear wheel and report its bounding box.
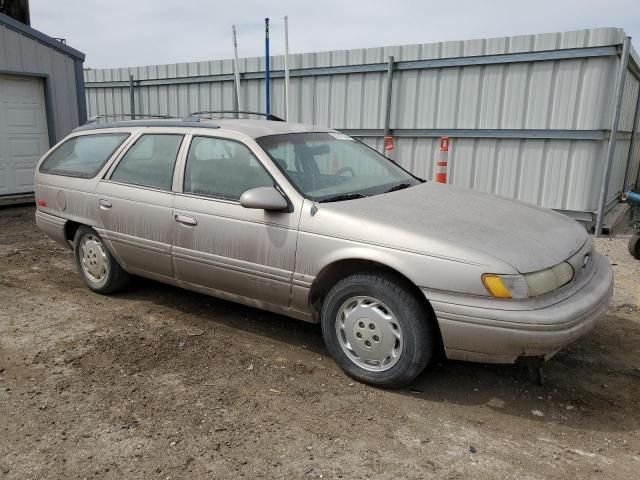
[73,226,130,294]
[321,273,434,388]
[629,233,640,260]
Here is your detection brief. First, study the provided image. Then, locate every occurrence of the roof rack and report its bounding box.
[184,110,285,122]
[85,113,175,124]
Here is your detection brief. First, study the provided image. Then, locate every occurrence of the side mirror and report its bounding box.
[240,187,288,211]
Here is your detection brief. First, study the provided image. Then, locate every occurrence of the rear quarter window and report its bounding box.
[39,133,130,178]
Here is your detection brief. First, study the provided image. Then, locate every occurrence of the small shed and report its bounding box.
[0,12,86,198]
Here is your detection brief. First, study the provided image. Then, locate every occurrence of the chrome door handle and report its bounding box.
[98,199,112,209]
[174,214,197,226]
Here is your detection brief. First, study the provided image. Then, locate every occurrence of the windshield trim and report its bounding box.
[255,131,424,202]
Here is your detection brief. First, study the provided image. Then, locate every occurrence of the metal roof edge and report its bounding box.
[83,27,627,76]
[0,12,85,61]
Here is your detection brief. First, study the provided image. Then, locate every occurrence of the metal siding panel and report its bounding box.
[315,75,331,127]
[450,139,475,188]
[346,73,364,127]
[473,140,498,193]
[525,62,554,128]
[518,140,545,205]
[415,70,438,128]
[575,57,616,130]
[608,138,630,200]
[300,76,315,124]
[541,141,571,209]
[395,70,418,128]
[437,68,460,128]
[411,138,435,179]
[501,63,529,128]
[619,74,639,131]
[457,66,481,129]
[494,139,520,199]
[362,72,383,128]
[18,33,37,71]
[564,141,600,211]
[2,27,22,70]
[477,65,504,129]
[329,74,347,128]
[549,59,582,129]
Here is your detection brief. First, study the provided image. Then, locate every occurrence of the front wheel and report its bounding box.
[629,233,640,260]
[73,226,130,294]
[321,273,435,388]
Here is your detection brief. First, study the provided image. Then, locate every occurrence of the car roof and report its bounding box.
[73,118,334,139]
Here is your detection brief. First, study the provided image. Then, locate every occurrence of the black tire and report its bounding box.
[73,226,130,294]
[629,233,640,260]
[321,273,434,388]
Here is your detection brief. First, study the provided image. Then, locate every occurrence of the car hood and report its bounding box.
[311,182,588,273]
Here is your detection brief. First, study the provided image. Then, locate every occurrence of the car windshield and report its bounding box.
[256,132,421,202]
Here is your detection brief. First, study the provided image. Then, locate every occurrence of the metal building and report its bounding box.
[84,28,640,229]
[0,11,86,198]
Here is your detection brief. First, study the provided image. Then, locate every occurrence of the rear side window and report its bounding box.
[110,134,183,190]
[40,133,129,178]
[183,136,273,200]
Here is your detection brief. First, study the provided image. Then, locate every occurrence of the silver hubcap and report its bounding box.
[335,296,403,371]
[80,234,108,283]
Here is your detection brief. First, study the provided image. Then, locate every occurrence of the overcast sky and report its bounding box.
[30,0,640,69]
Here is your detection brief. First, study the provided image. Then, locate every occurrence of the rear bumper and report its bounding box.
[35,210,71,250]
[424,252,613,363]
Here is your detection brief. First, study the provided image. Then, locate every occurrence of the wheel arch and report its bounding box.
[308,255,444,355]
[64,220,81,246]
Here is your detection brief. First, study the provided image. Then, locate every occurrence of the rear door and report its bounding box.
[95,131,186,281]
[172,134,300,307]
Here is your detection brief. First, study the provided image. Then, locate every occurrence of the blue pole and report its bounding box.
[265,17,270,116]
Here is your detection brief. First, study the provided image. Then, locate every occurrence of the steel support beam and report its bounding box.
[383,56,394,153]
[128,75,135,119]
[595,37,631,237]
[339,128,612,141]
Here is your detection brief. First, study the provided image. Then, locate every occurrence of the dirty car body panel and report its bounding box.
[34,117,614,372]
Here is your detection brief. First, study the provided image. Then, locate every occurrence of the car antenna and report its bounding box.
[310,85,318,216]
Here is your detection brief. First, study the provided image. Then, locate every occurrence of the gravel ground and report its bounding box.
[1,206,639,479]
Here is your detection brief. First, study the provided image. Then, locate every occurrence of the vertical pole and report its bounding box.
[284,15,290,121]
[383,55,394,157]
[232,25,242,116]
[595,37,631,236]
[623,81,640,191]
[129,74,135,120]
[265,17,271,116]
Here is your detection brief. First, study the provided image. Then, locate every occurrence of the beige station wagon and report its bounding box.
[34,113,614,387]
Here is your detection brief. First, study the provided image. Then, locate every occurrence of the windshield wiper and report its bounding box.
[384,183,413,193]
[319,193,368,203]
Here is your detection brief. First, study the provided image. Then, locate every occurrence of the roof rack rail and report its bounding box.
[184,110,285,122]
[85,113,175,124]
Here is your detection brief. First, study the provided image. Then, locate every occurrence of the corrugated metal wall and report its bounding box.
[0,22,83,141]
[84,28,640,221]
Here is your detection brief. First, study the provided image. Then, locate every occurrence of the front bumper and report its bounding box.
[423,252,613,364]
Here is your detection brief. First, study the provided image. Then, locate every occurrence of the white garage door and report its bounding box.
[0,75,50,196]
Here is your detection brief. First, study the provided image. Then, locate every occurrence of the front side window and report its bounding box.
[111,134,183,190]
[257,132,421,202]
[183,136,273,200]
[40,133,129,178]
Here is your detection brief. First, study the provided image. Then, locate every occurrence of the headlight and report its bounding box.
[482,262,574,299]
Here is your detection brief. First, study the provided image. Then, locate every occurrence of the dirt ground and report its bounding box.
[1,205,639,480]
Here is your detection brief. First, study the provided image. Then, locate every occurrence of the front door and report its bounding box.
[172,135,299,307]
[96,132,185,281]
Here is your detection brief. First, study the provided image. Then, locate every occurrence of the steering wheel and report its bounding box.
[335,166,355,177]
